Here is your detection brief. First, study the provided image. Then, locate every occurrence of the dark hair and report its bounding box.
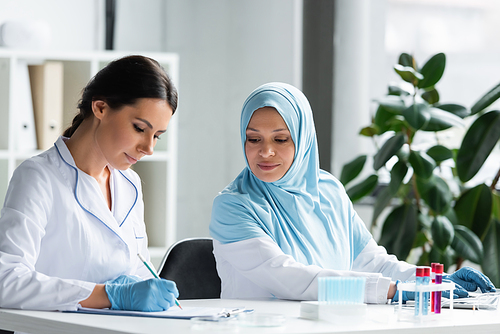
[63,55,178,137]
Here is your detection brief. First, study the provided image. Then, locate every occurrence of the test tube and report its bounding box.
[434,264,443,314]
[415,267,424,316]
[422,267,431,315]
[430,263,437,312]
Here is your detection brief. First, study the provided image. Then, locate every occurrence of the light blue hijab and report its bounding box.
[209,82,371,270]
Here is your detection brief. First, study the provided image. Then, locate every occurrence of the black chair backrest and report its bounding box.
[158,238,221,300]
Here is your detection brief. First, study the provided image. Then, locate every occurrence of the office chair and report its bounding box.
[158,237,221,300]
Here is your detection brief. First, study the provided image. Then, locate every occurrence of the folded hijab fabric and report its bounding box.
[210,82,372,270]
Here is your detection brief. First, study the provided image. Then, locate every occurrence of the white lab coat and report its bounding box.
[213,237,416,304]
[0,137,153,311]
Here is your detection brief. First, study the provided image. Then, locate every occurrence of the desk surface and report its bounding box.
[1,298,500,334]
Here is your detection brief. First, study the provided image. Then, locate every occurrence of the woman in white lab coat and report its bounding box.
[0,55,179,312]
[209,82,495,304]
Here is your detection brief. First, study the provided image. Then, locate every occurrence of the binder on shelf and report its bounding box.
[13,60,37,151]
[28,61,64,151]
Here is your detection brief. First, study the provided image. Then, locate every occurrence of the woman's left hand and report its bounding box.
[443,267,496,297]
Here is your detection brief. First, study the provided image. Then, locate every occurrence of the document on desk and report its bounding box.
[70,306,247,319]
[442,292,500,310]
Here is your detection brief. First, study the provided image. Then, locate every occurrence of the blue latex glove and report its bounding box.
[441,279,470,299]
[105,278,179,312]
[392,280,412,303]
[106,274,143,285]
[443,267,496,298]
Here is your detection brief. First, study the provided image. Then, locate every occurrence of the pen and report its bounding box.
[137,253,183,309]
[219,308,254,317]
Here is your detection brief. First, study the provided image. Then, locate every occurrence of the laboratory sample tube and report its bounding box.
[431,263,437,312]
[423,267,431,315]
[435,264,444,314]
[415,267,424,316]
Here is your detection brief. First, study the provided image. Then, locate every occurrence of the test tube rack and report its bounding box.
[397,281,455,321]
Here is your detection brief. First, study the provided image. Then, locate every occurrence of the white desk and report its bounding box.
[1,299,500,334]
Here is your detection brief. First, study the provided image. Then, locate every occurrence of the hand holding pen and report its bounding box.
[103,255,181,312]
[137,253,183,310]
[105,277,179,312]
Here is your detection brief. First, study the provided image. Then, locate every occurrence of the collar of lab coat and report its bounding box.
[53,136,138,243]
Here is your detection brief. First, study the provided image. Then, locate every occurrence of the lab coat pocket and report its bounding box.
[133,225,147,254]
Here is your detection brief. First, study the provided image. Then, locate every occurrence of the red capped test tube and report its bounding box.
[434,264,444,314]
[431,263,437,312]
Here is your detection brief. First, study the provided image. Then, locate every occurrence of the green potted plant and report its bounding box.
[341,52,500,285]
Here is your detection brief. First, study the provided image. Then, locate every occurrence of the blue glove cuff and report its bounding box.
[392,280,402,303]
[104,283,119,310]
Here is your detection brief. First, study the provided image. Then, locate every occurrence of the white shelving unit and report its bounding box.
[0,49,179,267]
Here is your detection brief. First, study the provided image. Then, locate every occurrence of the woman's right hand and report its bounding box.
[105,278,179,312]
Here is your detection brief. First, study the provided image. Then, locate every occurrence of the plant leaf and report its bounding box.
[387,116,408,133]
[402,103,431,130]
[340,155,367,186]
[457,110,500,182]
[374,96,407,114]
[444,207,459,226]
[396,143,410,162]
[359,125,379,137]
[416,175,453,215]
[379,203,418,261]
[421,107,466,132]
[372,186,393,225]
[417,53,446,89]
[427,145,453,163]
[388,84,411,96]
[493,191,500,221]
[409,151,436,179]
[482,218,500,287]
[417,249,430,266]
[435,103,470,119]
[374,105,396,134]
[346,174,378,202]
[399,53,415,68]
[413,231,429,248]
[373,133,406,170]
[431,216,455,251]
[394,64,424,84]
[419,212,432,230]
[451,225,483,264]
[422,88,440,105]
[389,160,408,194]
[471,82,500,115]
[429,246,455,271]
[454,183,493,241]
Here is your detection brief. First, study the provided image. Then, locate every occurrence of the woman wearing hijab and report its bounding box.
[209,82,495,303]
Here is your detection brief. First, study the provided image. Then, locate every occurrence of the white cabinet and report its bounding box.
[0,49,179,268]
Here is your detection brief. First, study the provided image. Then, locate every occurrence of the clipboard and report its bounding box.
[68,306,253,320]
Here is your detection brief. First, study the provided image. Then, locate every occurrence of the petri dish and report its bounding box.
[191,316,238,332]
[237,313,286,327]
